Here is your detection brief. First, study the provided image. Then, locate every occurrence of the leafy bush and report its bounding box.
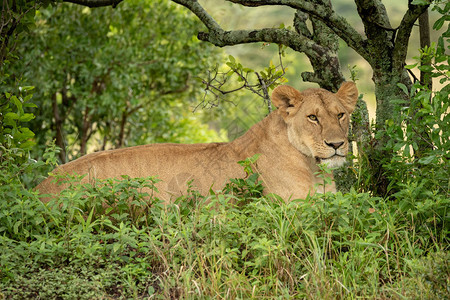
[1,86,37,183]
[386,39,449,197]
[8,0,223,163]
[222,154,264,200]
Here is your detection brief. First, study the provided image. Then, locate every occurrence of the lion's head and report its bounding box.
[271,82,358,168]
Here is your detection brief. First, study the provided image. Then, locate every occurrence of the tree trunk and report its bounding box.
[118,110,128,148]
[80,106,91,156]
[52,93,67,164]
[419,10,432,89]
[373,71,410,128]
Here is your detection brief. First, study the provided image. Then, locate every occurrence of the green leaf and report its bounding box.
[247,172,259,185]
[24,102,38,108]
[433,16,445,31]
[397,83,409,95]
[10,96,23,111]
[13,221,22,234]
[19,127,35,139]
[19,140,36,149]
[19,113,35,122]
[5,112,19,120]
[23,94,34,102]
[113,243,121,253]
[418,155,435,165]
[19,86,35,91]
[418,65,433,72]
[405,63,418,70]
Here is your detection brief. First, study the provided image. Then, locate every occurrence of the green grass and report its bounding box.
[0,174,448,299]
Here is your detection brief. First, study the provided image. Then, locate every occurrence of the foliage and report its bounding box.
[0,0,44,67]
[1,163,448,298]
[199,47,288,113]
[0,0,50,186]
[1,264,148,299]
[385,12,448,193]
[352,2,449,197]
[0,82,57,195]
[8,0,222,164]
[222,154,264,199]
[1,87,36,152]
[405,251,450,299]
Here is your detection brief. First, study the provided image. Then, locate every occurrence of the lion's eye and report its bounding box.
[337,113,345,119]
[308,115,318,121]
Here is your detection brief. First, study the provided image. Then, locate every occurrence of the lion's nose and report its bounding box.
[325,141,344,150]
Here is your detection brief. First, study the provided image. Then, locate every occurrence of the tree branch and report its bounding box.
[293,10,312,38]
[354,0,393,36]
[303,1,344,91]
[173,0,323,58]
[171,0,221,31]
[225,0,369,59]
[62,0,123,8]
[353,0,394,67]
[173,0,345,90]
[198,27,321,58]
[393,2,429,73]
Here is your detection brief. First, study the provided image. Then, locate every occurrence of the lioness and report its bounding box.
[36,82,358,202]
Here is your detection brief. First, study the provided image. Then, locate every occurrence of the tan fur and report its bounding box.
[36,82,358,202]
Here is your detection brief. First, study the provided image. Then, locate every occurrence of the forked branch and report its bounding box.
[198,47,287,113]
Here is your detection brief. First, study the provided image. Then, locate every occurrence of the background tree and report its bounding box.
[8,0,223,163]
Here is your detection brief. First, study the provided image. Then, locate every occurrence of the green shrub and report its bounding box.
[1,159,448,299]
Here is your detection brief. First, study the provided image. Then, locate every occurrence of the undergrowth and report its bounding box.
[0,167,448,299]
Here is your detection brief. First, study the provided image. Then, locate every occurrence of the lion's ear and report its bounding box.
[271,85,302,118]
[336,81,358,114]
